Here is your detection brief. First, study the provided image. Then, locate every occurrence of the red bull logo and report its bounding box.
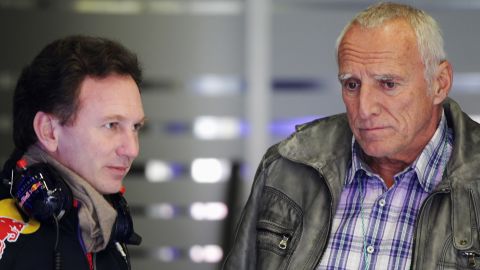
[0,199,40,260]
[0,216,25,259]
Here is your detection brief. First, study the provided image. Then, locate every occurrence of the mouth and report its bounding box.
[359,126,386,131]
[357,125,390,139]
[106,166,130,177]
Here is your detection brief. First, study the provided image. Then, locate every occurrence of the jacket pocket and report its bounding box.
[257,221,294,256]
[256,186,302,270]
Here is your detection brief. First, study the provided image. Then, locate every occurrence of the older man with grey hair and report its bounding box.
[224,2,480,269]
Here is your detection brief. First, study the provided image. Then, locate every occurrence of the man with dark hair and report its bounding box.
[0,35,145,270]
[224,2,480,270]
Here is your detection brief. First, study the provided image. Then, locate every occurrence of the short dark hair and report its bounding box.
[13,35,142,151]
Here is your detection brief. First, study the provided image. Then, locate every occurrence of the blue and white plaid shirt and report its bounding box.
[317,112,453,270]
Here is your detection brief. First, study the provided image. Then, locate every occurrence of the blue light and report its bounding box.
[269,115,323,136]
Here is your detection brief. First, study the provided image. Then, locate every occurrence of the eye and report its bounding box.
[133,122,144,132]
[104,122,119,129]
[342,79,361,92]
[381,80,397,90]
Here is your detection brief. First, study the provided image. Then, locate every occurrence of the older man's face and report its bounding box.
[338,19,443,164]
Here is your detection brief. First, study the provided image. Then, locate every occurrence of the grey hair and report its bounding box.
[335,2,446,86]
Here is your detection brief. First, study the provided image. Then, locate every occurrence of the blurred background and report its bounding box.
[0,0,479,269]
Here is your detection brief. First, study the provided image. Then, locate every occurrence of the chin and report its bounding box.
[97,183,123,195]
[361,144,394,158]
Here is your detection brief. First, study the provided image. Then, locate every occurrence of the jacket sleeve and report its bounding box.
[222,154,269,270]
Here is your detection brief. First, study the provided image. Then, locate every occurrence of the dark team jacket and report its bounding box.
[0,184,130,270]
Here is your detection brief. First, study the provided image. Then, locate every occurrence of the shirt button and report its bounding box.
[366,245,375,254]
[379,199,386,207]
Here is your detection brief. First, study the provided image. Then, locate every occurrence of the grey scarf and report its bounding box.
[24,145,117,252]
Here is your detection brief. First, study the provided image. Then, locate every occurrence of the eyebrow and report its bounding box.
[374,74,394,80]
[338,73,353,81]
[338,73,404,82]
[373,74,404,82]
[103,114,147,124]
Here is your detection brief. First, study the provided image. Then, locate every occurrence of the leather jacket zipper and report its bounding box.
[462,251,480,268]
[279,235,290,250]
[257,225,293,252]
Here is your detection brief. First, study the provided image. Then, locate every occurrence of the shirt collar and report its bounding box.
[347,110,450,192]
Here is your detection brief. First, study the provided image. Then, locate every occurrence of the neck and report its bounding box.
[367,158,409,188]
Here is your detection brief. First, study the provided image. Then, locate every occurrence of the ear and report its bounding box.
[432,60,453,105]
[33,111,60,153]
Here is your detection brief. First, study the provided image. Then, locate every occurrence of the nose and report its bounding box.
[358,85,381,119]
[117,130,140,160]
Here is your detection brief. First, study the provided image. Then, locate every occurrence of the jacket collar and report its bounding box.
[443,98,480,184]
[277,113,352,203]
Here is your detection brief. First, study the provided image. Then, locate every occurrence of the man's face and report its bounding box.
[338,19,442,163]
[53,74,145,194]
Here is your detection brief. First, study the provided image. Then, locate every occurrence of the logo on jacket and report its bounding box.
[0,217,24,258]
[0,199,40,259]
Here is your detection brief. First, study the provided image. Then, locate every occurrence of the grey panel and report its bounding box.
[123,180,230,204]
[141,93,245,122]
[132,218,224,245]
[138,136,244,161]
[272,92,345,117]
[0,10,244,77]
